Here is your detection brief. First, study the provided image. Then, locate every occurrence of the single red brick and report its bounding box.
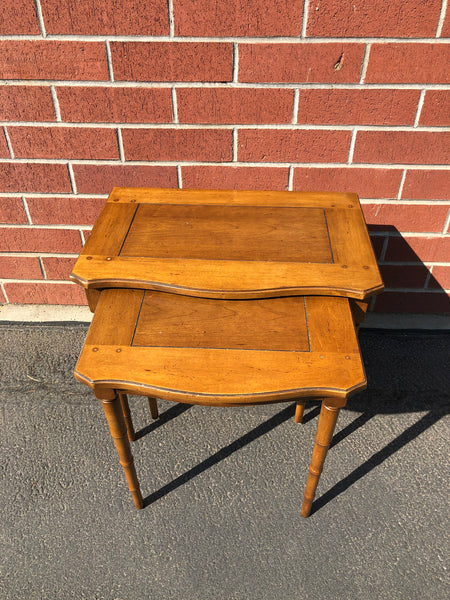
[9,127,119,160]
[174,0,302,36]
[57,87,172,123]
[239,43,365,84]
[0,130,9,158]
[177,88,293,124]
[182,166,289,190]
[40,0,168,35]
[4,282,88,305]
[26,197,105,225]
[365,44,450,84]
[369,234,386,260]
[0,0,40,34]
[0,87,55,122]
[73,164,178,194]
[0,163,71,193]
[373,291,450,314]
[419,91,450,126]
[297,89,420,126]
[0,287,5,303]
[293,167,402,199]
[362,204,448,233]
[0,228,81,253]
[353,131,450,165]
[428,266,450,290]
[122,129,232,162]
[379,264,429,288]
[385,236,450,263]
[41,256,76,280]
[0,198,28,224]
[0,256,42,279]
[307,0,441,38]
[402,170,450,201]
[111,42,232,83]
[238,129,350,163]
[0,41,108,81]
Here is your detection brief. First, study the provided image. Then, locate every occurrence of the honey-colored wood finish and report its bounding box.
[70,187,383,303]
[294,400,306,424]
[71,187,383,516]
[119,392,135,442]
[121,204,333,263]
[301,401,341,518]
[148,397,159,419]
[75,288,367,516]
[133,293,310,351]
[95,388,143,509]
[75,290,366,404]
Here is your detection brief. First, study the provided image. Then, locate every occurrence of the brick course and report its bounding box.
[122,129,233,162]
[8,127,120,160]
[174,0,303,37]
[0,163,71,193]
[56,87,173,123]
[296,90,420,126]
[0,87,55,122]
[0,0,448,315]
[239,43,365,83]
[111,42,232,82]
[1,0,40,35]
[177,89,294,124]
[40,0,169,35]
[0,199,28,224]
[0,41,109,81]
[306,0,442,38]
[26,197,105,225]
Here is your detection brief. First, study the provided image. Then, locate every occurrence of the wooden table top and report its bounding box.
[74,289,366,405]
[70,187,383,300]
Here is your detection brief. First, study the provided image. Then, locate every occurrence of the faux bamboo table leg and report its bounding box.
[148,397,159,420]
[119,392,135,441]
[96,389,144,509]
[294,400,306,424]
[301,400,341,518]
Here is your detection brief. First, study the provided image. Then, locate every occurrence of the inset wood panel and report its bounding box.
[120,204,333,263]
[132,292,309,351]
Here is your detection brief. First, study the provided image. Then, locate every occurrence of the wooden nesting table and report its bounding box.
[71,187,383,517]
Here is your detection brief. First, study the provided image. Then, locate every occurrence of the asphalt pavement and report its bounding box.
[0,323,449,600]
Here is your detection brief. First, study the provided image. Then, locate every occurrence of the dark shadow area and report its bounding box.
[142,326,449,512]
[368,225,450,314]
[310,410,446,516]
[143,403,296,506]
[135,402,192,439]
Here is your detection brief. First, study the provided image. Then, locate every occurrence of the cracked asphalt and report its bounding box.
[0,323,449,599]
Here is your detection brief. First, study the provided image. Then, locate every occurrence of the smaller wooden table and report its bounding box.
[70,188,383,308]
[75,288,366,517]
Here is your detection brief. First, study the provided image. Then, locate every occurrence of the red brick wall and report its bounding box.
[0,0,449,313]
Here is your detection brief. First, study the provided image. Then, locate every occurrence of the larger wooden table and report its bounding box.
[72,187,383,517]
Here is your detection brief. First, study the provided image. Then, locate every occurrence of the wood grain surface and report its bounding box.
[75,290,365,405]
[70,187,383,301]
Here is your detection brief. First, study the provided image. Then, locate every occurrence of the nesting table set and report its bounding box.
[71,187,383,517]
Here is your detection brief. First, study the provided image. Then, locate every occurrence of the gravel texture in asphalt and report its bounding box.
[0,324,449,600]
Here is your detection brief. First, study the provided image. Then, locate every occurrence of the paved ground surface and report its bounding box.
[0,323,449,600]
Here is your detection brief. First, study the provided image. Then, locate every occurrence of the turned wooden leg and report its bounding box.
[148,397,159,420]
[294,400,306,424]
[301,400,341,518]
[119,392,135,442]
[97,389,143,509]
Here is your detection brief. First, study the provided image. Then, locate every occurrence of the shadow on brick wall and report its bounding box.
[368,225,450,314]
